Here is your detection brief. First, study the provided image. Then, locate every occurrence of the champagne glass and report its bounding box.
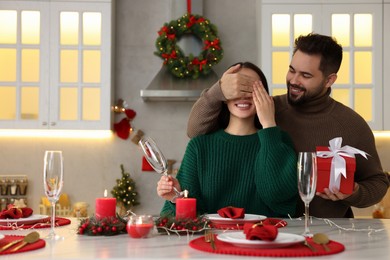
[138,136,182,198]
[297,152,317,237]
[43,151,64,240]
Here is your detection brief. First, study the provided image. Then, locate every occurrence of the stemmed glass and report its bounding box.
[43,150,64,240]
[138,136,182,198]
[297,152,317,237]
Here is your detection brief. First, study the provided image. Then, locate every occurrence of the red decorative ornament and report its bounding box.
[113,108,137,140]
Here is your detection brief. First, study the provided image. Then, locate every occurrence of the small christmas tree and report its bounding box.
[111,164,139,214]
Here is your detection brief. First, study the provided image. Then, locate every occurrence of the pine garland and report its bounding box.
[77,216,126,236]
[155,213,211,235]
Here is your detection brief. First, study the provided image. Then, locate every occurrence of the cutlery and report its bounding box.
[204,229,216,250]
[0,231,39,252]
[10,231,40,252]
[302,239,316,252]
[312,233,330,251]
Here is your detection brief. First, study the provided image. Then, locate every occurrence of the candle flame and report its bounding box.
[104,189,108,197]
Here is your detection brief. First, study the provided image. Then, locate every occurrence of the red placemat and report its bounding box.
[0,217,71,230]
[189,234,345,257]
[212,218,288,230]
[0,235,46,255]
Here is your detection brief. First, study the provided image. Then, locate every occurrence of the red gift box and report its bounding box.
[316,146,356,194]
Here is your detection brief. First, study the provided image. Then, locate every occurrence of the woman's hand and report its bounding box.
[252,81,276,128]
[156,175,182,202]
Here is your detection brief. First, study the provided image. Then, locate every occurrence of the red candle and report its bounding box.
[127,215,154,238]
[95,189,116,219]
[176,190,196,220]
[127,223,154,238]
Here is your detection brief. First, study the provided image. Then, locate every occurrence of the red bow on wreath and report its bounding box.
[204,39,221,50]
[162,50,177,64]
[186,15,205,28]
[192,58,207,71]
[114,108,137,140]
[158,26,169,36]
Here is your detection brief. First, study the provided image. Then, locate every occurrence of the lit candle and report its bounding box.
[95,189,116,219]
[175,190,196,220]
[127,215,154,238]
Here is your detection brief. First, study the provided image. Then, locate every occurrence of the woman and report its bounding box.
[157,62,298,217]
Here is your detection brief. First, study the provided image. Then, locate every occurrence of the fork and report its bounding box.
[204,229,216,250]
[302,240,317,252]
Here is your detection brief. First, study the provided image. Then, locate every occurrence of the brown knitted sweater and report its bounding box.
[187,82,389,218]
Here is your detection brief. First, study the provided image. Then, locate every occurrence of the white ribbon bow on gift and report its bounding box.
[316,137,369,192]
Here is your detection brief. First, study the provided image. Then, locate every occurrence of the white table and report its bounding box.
[1,217,390,259]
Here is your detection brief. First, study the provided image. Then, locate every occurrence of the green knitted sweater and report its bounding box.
[160,127,298,218]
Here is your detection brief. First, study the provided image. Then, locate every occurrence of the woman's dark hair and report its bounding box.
[218,62,269,130]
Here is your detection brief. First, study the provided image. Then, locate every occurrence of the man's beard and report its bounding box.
[287,83,307,106]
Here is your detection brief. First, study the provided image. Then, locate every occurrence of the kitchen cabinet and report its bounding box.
[0,0,113,130]
[384,1,390,130]
[258,0,385,130]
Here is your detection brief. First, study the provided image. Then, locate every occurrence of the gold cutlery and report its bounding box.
[312,233,330,251]
[10,231,40,252]
[302,240,316,252]
[0,231,39,252]
[0,231,40,253]
[204,229,216,250]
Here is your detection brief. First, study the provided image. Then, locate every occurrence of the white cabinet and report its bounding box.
[258,0,384,130]
[0,0,112,130]
[384,1,390,130]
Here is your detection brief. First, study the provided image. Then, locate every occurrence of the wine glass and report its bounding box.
[138,136,182,198]
[297,152,317,237]
[43,150,64,240]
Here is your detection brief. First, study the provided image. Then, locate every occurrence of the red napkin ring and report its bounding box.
[243,222,278,241]
[262,218,288,228]
[217,207,245,219]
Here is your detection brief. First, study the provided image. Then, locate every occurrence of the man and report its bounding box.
[187,33,389,218]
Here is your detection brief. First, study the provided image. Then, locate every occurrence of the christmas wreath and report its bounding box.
[155,13,223,79]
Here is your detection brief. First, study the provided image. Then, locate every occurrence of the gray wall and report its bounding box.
[0,0,388,218]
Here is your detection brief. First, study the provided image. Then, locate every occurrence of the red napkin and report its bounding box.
[217,207,245,219]
[243,222,278,241]
[0,204,33,219]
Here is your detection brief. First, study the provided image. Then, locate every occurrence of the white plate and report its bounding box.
[0,214,50,225]
[217,231,305,248]
[206,214,267,225]
[0,234,4,240]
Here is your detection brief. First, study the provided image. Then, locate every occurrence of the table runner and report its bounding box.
[0,217,71,230]
[189,234,345,257]
[0,235,46,255]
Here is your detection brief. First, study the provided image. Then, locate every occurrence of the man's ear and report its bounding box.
[325,73,337,89]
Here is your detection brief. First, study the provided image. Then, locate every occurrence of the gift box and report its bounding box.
[316,146,356,194]
[315,137,368,195]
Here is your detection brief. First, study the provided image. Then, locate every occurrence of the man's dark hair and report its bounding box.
[294,33,343,76]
